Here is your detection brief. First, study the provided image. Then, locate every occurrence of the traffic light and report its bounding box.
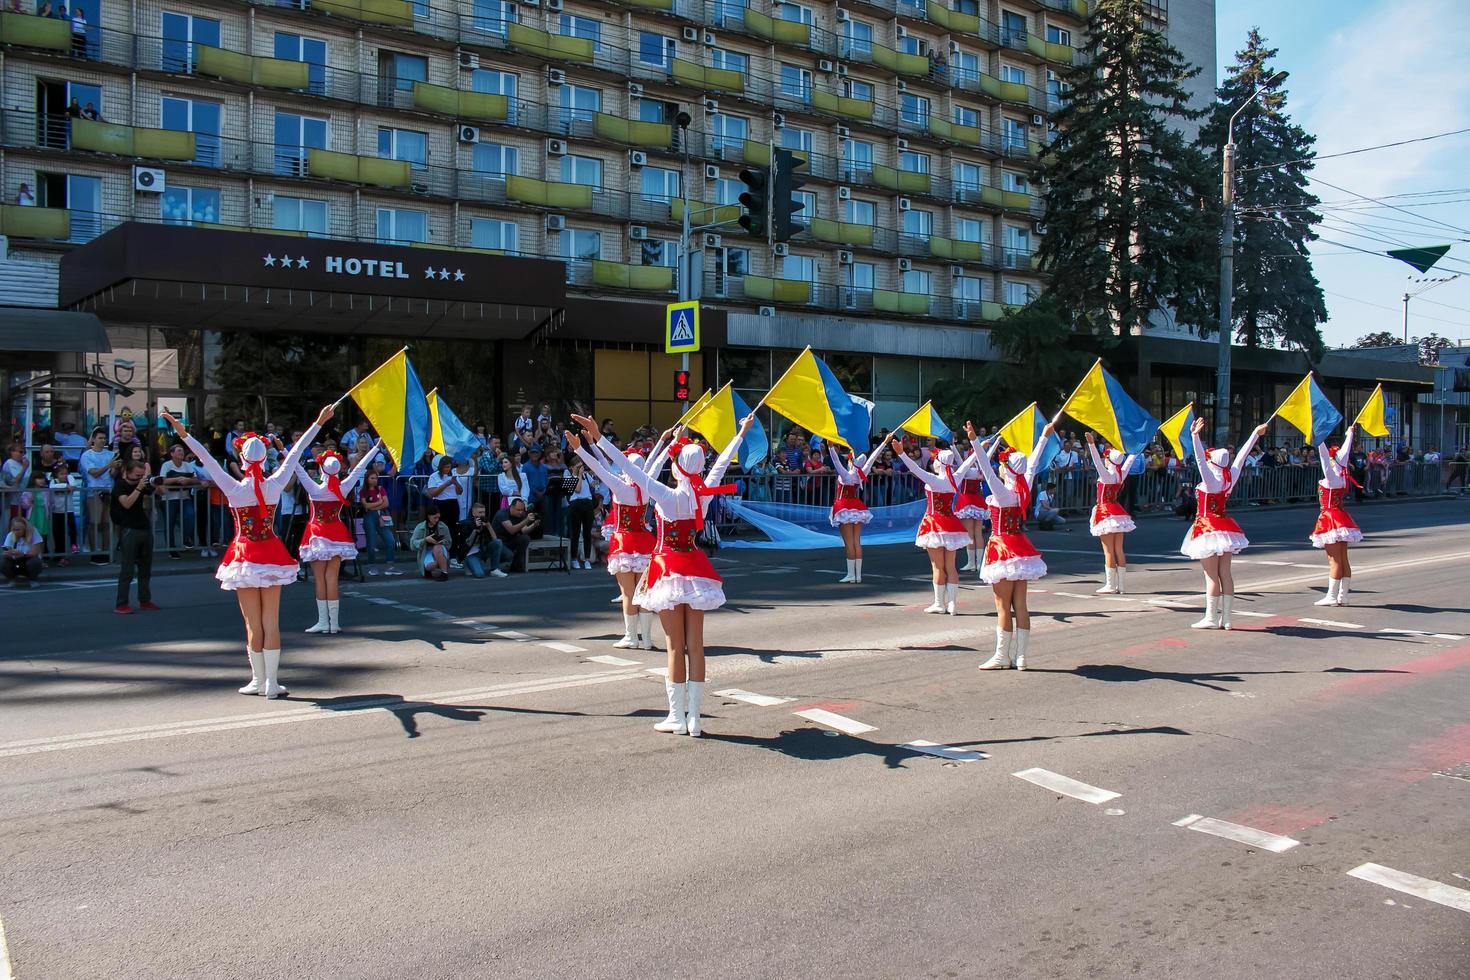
[737,165,768,239]
[771,148,808,243]
[673,369,691,401]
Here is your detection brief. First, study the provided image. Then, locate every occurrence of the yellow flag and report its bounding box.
[1355,384,1389,437]
[685,382,734,445]
[675,389,714,428]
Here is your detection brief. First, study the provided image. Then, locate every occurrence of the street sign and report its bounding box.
[665,300,700,354]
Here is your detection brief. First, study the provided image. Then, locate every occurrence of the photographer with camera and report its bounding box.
[410,504,452,581]
[110,456,159,612]
[459,501,509,578]
[493,497,536,574]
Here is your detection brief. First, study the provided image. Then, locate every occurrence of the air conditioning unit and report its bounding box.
[949,40,961,54]
[410,180,430,195]
[627,82,643,98]
[896,138,909,150]
[682,26,699,41]
[459,50,479,70]
[629,225,649,240]
[950,264,964,277]
[838,250,853,265]
[772,111,785,128]
[836,125,850,139]
[544,0,560,9]
[772,242,790,256]
[458,125,481,144]
[134,166,165,193]
[818,59,834,73]
[705,164,720,180]
[546,138,567,155]
[1034,221,1047,235]
[629,149,648,167]
[837,63,849,76]
[1031,114,1044,127]
[703,31,716,45]
[897,197,912,211]
[897,257,912,271]
[896,80,908,93]
[759,305,777,317]
[702,232,722,248]
[835,7,849,20]
[895,25,908,38]
[547,68,566,85]
[520,0,538,5]
[703,97,719,112]
[546,215,565,231]
[837,185,851,200]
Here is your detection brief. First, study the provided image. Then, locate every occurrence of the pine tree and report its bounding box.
[1037,0,1211,340]
[1198,29,1327,358]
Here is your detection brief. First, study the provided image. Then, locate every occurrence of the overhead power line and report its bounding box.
[1235,126,1470,176]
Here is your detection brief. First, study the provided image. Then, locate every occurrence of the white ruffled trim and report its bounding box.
[1089,515,1136,536]
[954,505,987,520]
[636,573,725,612]
[1310,527,1363,548]
[299,537,358,562]
[1181,530,1250,559]
[829,509,873,527]
[216,559,299,590]
[601,524,614,541]
[981,555,1047,584]
[607,553,652,574]
[916,530,972,551]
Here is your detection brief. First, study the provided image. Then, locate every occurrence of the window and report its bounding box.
[714,177,743,206]
[781,127,814,153]
[471,142,518,179]
[710,113,748,152]
[1000,10,1027,44]
[902,209,932,237]
[560,154,603,187]
[710,49,747,75]
[472,69,517,98]
[273,111,328,176]
[952,51,979,84]
[640,238,676,268]
[780,64,812,101]
[559,84,601,133]
[956,217,987,243]
[470,217,518,252]
[1002,170,1029,193]
[900,94,930,127]
[561,228,602,264]
[559,15,601,49]
[471,0,516,36]
[844,199,875,225]
[1046,24,1071,46]
[160,96,222,167]
[1046,69,1071,111]
[274,32,328,95]
[713,246,748,297]
[953,0,977,14]
[161,185,220,226]
[842,139,873,180]
[61,174,102,242]
[639,99,678,124]
[377,51,427,105]
[899,151,929,174]
[377,127,428,167]
[841,79,874,101]
[952,161,983,194]
[273,195,329,236]
[376,207,427,244]
[1004,280,1034,305]
[782,254,817,282]
[843,261,874,308]
[1004,223,1030,257]
[901,269,931,300]
[898,36,925,57]
[840,20,872,59]
[1000,64,1027,86]
[161,12,220,74]
[793,190,817,223]
[1002,117,1027,151]
[953,105,980,128]
[777,2,812,24]
[711,0,746,28]
[640,166,680,202]
[638,32,675,68]
[953,275,985,306]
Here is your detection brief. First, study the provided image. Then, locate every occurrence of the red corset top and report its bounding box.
[655,517,699,554]
[612,501,649,533]
[1318,485,1347,510]
[960,479,981,494]
[990,503,1025,535]
[836,483,860,501]
[1096,482,1121,505]
[926,489,955,517]
[1196,489,1230,518]
[311,500,344,523]
[231,504,279,542]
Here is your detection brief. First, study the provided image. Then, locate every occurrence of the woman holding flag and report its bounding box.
[1083,432,1136,594]
[889,438,980,616]
[828,444,880,583]
[1183,416,1268,630]
[163,404,336,698]
[295,442,382,634]
[1310,424,1363,606]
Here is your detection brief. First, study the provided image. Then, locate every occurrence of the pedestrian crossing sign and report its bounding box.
[665,301,700,354]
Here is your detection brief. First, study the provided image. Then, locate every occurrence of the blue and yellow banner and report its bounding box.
[427,389,481,462]
[685,382,769,471]
[894,400,953,443]
[1159,402,1196,460]
[1059,359,1159,455]
[1354,384,1389,438]
[346,348,430,468]
[998,402,1061,473]
[1275,373,1343,445]
[762,347,871,452]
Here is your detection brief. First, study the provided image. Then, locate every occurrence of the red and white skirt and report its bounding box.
[217,535,299,591]
[300,517,358,562]
[1090,498,1137,537]
[607,528,655,575]
[1310,507,1362,548]
[954,493,988,520]
[982,532,1047,583]
[830,497,872,527]
[1181,514,1250,559]
[915,513,970,551]
[635,549,725,612]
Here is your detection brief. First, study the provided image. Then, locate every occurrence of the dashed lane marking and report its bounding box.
[1173,814,1300,853]
[540,641,588,654]
[901,740,986,762]
[1299,618,1365,630]
[494,630,536,642]
[793,708,877,735]
[1381,627,1465,641]
[587,654,641,667]
[1347,863,1470,914]
[1232,610,1275,618]
[1013,767,1121,804]
[716,688,794,707]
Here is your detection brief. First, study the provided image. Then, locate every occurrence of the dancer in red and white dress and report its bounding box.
[890,440,980,615]
[828,444,880,583]
[616,414,755,737]
[1084,431,1137,595]
[295,442,380,634]
[1182,417,1267,630]
[955,439,990,581]
[165,405,334,698]
[971,419,1052,671]
[1311,424,1363,606]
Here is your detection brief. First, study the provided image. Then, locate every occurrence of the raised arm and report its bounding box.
[1190,429,1211,482]
[293,459,324,491]
[707,419,754,486]
[828,445,854,480]
[643,431,678,478]
[1085,438,1106,474]
[892,441,955,492]
[574,440,626,491]
[270,414,327,488]
[859,448,883,477]
[618,448,679,511]
[972,441,1002,490]
[167,415,242,494]
[1230,425,1266,483]
[1336,427,1355,468]
[340,439,382,492]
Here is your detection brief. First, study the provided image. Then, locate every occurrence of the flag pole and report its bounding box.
[752,345,812,414]
[684,381,732,429]
[1053,358,1099,427]
[336,345,411,410]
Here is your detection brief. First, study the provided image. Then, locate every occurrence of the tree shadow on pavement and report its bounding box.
[297,693,607,739]
[1028,664,1409,693]
[1376,602,1461,616]
[948,725,1190,751]
[706,727,919,769]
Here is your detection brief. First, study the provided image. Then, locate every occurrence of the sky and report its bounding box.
[1212,0,1470,349]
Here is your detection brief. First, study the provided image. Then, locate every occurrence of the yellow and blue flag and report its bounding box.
[894,400,953,443]
[1059,359,1159,455]
[1274,373,1343,445]
[762,347,871,451]
[426,389,480,462]
[1159,402,1196,460]
[347,348,430,468]
[675,389,714,427]
[1354,384,1389,438]
[998,402,1061,472]
[685,382,769,471]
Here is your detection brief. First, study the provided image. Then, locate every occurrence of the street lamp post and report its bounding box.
[1215,70,1287,448]
[675,111,693,410]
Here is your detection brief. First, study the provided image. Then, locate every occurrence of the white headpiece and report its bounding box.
[320,455,342,476]
[623,451,645,468]
[934,449,958,470]
[1006,451,1028,475]
[1106,448,1126,466]
[240,437,266,464]
[1208,448,1230,468]
[675,443,706,479]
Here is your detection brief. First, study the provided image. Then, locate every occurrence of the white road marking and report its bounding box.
[1347,863,1470,914]
[1290,563,1322,569]
[457,620,499,631]
[1255,560,1291,566]
[494,630,536,641]
[395,605,432,613]
[716,688,793,707]
[645,667,669,678]
[362,597,399,605]
[1381,627,1464,641]
[1232,610,1274,618]
[0,908,11,980]
[1013,768,1121,804]
[901,740,986,762]
[793,708,877,735]
[0,671,642,758]
[1299,618,1365,629]
[1172,814,1300,853]
[1052,591,1133,603]
[422,611,456,620]
[540,641,588,654]
[587,654,641,667]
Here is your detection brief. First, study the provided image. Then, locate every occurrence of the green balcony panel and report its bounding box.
[628,264,674,291]
[743,8,810,44]
[460,92,509,122]
[670,58,706,87]
[928,237,983,262]
[253,56,311,90]
[812,89,874,121]
[979,74,1001,98]
[670,200,740,224]
[874,166,930,194]
[743,141,770,166]
[507,176,596,209]
[1072,0,1088,16]
[71,119,134,155]
[549,33,595,63]
[592,260,630,288]
[980,186,1005,207]
[873,44,929,77]
[925,2,979,33]
[1031,253,1044,270]
[705,66,745,92]
[358,157,411,188]
[623,0,673,8]
[627,119,671,146]
[359,0,414,26]
[593,113,629,142]
[998,80,1030,103]
[980,300,1004,321]
[307,148,361,182]
[507,24,594,63]
[809,218,874,246]
[195,45,252,83]
[413,81,460,115]
[1000,190,1031,210]
[0,11,70,50]
[743,275,810,304]
[0,204,68,239]
[928,118,981,147]
[874,290,929,314]
[134,127,197,160]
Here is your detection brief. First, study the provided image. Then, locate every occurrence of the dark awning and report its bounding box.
[0,308,110,352]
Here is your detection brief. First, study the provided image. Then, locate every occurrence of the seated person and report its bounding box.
[2,514,44,587]
[492,497,538,573]
[410,505,451,581]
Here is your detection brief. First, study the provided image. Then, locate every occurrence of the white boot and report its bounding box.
[304,599,330,633]
[924,583,945,614]
[261,649,288,699]
[1191,596,1219,629]
[1337,578,1350,606]
[838,558,856,584]
[1220,594,1234,631]
[1315,577,1339,606]
[613,613,638,649]
[326,599,340,634]
[978,627,1012,670]
[959,549,975,572]
[1096,566,1117,594]
[945,582,959,615]
[654,680,687,734]
[238,647,263,695]
[1115,566,1126,594]
[637,612,655,650]
[853,558,863,584]
[1013,628,1030,670]
[685,681,705,737]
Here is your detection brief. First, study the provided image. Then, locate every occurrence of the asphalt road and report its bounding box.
[2,499,1468,980]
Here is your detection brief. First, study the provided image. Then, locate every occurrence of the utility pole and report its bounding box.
[676,111,694,409]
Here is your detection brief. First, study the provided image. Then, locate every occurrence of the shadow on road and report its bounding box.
[1029,663,1410,693]
[706,727,919,769]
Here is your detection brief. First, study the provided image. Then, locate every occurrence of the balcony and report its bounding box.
[668,59,746,94]
[71,119,197,161]
[591,259,675,292]
[808,89,876,122]
[195,46,311,91]
[671,199,742,225]
[743,275,812,304]
[310,0,415,28]
[741,8,809,46]
[873,289,929,315]
[306,149,412,188]
[1026,34,1077,65]
[412,82,509,122]
[927,117,995,151]
[871,43,931,77]
[506,23,595,64]
[928,236,992,264]
[872,164,931,195]
[506,175,594,209]
[0,204,70,240]
[807,218,875,247]
[592,113,673,150]
[0,11,69,51]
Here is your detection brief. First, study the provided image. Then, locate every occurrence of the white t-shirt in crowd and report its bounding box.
[454,465,475,510]
[3,527,43,553]
[79,448,116,490]
[1051,450,1079,472]
[1034,489,1055,517]
[427,471,464,510]
[159,460,195,501]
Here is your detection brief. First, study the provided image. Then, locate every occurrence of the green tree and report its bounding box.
[1037,0,1211,340]
[1351,331,1400,349]
[1198,29,1326,358]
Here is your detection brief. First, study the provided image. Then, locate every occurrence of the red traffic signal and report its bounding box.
[673,369,691,401]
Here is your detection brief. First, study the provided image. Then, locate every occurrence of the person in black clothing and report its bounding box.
[493,497,537,573]
[111,457,158,614]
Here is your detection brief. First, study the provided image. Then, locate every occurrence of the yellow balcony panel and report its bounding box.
[412,81,460,115]
[980,185,1004,207]
[979,74,1001,97]
[998,80,1030,103]
[743,8,810,44]
[999,190,1033,210]
[358,156,411,188]
[1072,0,1088,17]
[743,141,770,166]
[0,204,68,239]
[928,118,981,147]
[671,200,740,224]
[872,44,929,77]
[592,260,630,288]
[253,56,310,90]
[134,127,197,160]
[595,114,672,148]
[980,300,1004,321]
[358,0,414,26]
[928,236,983,262]
[705,66,745,92]
[743,275,811,304]
[194,45,253,83]
[549,33,596,63]
[879,167,930,194]
[551,180,596,209]
[874,290,929,314]
[71,119,134,155]
[593,113,630,142]
[812,89,874,121]
[924,2,978,33]
[0,11,70,50]
[623,0,672,8]
[670,58,706,87]
[507,23,593,63]
[307,148,361,182]
[628,264,674,291]
[809,218,873,246]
